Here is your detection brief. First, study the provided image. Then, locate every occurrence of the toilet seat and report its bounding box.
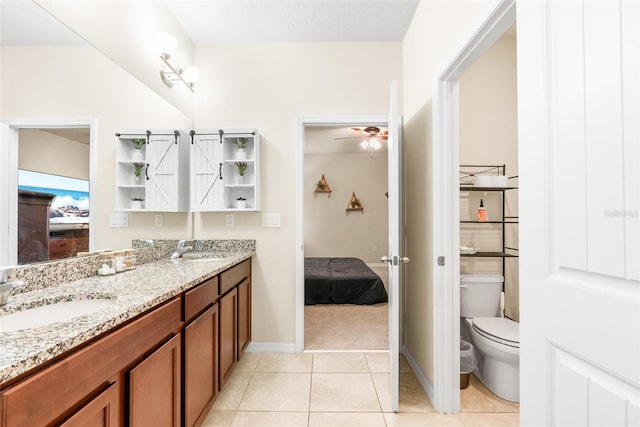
[472,317,519,349]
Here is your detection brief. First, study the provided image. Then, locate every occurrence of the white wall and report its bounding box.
[36,0,195,118]
[402,0,492,383]
[19,129,89,181]
[1,45,193,250]
[459,32,519,321]
[304,151,388,263]
[192,41,401,345]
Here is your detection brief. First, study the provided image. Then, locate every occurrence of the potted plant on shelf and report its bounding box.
[131,197,144,210]
[234,137,249,160]
[235,162,248,184]
[131,138,145,161]
[132,163,145,185]
[236,197,247,209]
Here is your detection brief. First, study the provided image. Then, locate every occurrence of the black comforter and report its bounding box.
[304,257,388,305]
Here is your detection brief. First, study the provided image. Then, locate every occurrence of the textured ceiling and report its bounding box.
[1,1,419,46]
[166,0,420,43]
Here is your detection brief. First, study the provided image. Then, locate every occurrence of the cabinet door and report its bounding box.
[237,278,251,358]
[190,133,223,211]
[219,288,238,389]
[60,382,120,427]
[184,304,219,427]
[129,334,181,427]
[145,134,180,210]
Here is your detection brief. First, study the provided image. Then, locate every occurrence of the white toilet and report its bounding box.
[460,274,520,402]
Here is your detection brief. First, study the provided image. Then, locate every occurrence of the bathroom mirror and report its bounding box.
[1,2,193,267]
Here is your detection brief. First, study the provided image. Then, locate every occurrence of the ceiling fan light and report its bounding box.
[360,140,369,150]
[370,138,382,150]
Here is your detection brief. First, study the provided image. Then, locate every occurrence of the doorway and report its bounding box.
[303,123,390,351]
[295,115,389,352]
[0,119,97,266]
[431,0,516,414]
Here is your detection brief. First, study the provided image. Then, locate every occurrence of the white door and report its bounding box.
[518,2,639,425]
[146,132,180,210]
[384,80,406,412]
[191,132,223,211]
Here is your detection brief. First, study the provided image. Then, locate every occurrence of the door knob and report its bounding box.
[381,256,390,263]
[401,257,410,264]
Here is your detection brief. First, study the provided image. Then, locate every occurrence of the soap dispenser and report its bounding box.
[477,199,487,222]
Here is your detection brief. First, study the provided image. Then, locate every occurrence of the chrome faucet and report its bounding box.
[0,267,25,306]
[170,240,193,259]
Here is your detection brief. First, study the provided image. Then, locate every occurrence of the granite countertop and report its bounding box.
[0,250,253,385]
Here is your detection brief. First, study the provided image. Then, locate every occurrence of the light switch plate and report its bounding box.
[226,214,234,227]
[154,214,163,227]
[110,213,129,228]
[261,213,281,228]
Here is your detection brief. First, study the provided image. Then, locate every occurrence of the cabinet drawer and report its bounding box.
[220,259,250,295]
[184,276,219,322]
[0,298,181,427]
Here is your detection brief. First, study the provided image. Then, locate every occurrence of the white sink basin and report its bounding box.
[0,299,114,332]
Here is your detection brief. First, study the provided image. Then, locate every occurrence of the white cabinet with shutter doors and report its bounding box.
[115,130,190,211]
[189,129,260,211]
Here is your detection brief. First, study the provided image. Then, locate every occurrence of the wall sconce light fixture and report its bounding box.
[156,32,199,92]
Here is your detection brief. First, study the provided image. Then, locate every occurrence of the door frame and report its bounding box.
[0,118,98,265]
[295,114,389,352]
[431,0,516,413]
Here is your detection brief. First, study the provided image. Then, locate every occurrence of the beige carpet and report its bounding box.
[304,303,389,350]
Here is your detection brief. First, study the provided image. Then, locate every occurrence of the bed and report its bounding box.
[304,257,388,305]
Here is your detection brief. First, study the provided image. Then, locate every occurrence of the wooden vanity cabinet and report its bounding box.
[237,277,251,357]
[0,258,252,427]
[183,276,219,427]
[129,334,181,426]
[0,298,181,427]
[219,287,238,389]
[219,259,252,389]
[59,382,120,427]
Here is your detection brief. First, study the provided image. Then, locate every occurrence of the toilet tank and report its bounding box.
[460,274,504,318]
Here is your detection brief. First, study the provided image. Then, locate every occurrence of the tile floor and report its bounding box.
[202,352,519,427]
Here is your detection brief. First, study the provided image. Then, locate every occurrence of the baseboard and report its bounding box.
[402,345,435,406]
[246,341,296,353]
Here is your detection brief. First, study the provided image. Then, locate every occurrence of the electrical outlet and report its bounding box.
[226,214,234,227]
[110,213,129,228]
[154,214,163,227]
[373,245,378,252]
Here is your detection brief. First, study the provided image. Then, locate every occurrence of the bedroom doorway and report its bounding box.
[302,123,390,351]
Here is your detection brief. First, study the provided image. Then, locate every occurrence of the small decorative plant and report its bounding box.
[350,197,361,208]
[131,197,145,202]
[316,180,327,191]
[131,138,146,150]
[234,137,248,150]
[236,197,246,201]
[132,163,145,177]
[235,162,248,176]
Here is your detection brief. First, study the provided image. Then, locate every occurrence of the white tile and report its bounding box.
[310,373,380,412]
[313,352,369,373]
[239,372,311,412]
[309,412,386,427]
[231,411,309,427]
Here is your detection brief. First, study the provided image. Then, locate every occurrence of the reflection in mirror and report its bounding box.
[17,128,90,264]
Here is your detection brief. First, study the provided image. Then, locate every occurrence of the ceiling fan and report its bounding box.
[334,126,388,156]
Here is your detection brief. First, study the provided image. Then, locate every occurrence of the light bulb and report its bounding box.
[156,32,177,59]
[183,66,200,85]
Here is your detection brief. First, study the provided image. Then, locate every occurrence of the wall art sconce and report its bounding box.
[156,32,199,92]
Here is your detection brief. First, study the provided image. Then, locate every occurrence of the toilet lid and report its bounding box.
[473,317,519,346]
